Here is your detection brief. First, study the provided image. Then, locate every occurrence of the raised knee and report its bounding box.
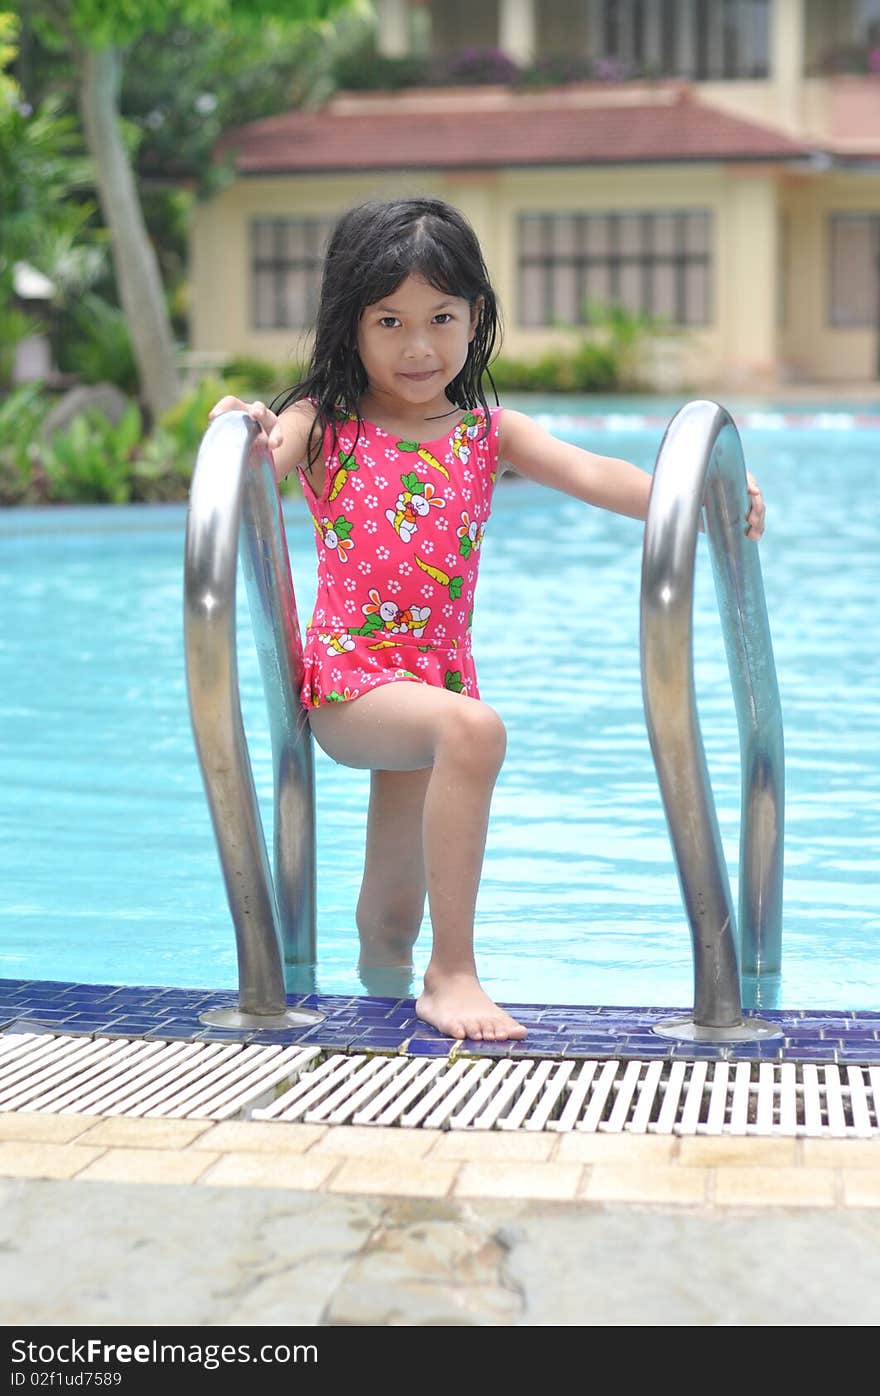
[439,700,506,773]
[356,901,422,955]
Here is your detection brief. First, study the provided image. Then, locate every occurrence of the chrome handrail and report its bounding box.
[640,400,784,1040]
[184,412,322,1030]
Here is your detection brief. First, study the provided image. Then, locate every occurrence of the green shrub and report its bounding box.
[571,340,619,391]
[0,383,53,504]
[130,426,193,503]
[332,45,427,91]
[42,404,142,504]
[63,294,140,396]
[220,356,284,397]
[0,371,308,506]
[491,341,619,393]
[157,375,242,461]
[584,300,673,387]
[491,300,677,393]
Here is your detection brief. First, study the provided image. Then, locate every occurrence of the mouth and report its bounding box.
[399,370,439,382]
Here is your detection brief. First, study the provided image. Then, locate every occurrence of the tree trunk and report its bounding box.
[77,44,181,421]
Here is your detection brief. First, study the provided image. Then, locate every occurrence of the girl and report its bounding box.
[208,197,765,1043]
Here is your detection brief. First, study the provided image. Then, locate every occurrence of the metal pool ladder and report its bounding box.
[641,400,784,1043]
[184,412,323,1031]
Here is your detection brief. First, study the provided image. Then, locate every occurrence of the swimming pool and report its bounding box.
[2,397,877,1010]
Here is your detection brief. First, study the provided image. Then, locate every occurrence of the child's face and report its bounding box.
[358,274,479,412]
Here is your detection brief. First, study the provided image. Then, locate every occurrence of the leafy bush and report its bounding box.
[491,300,678,392]
[0,372,309,506]
[0,383,51,504]
[42,404,142,504]
[63,293,140,395]
[517,55,595,88]
[491,341,618,392]
[129,426,194,503]
[157,375,244,460]
[332,47,427,91]
[220,355,283,397]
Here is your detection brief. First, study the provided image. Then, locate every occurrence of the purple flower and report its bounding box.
[593,56,630,82]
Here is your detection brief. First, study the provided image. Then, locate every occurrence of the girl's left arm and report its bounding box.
[497,409,765,540]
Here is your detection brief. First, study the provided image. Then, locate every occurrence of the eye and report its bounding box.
[433,313,453,325]
[378,316,400,329]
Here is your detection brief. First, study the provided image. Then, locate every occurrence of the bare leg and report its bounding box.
[356,768,429,999]
[309,684,526,1040]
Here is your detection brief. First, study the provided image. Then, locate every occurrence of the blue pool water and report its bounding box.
[1,397,878,1009]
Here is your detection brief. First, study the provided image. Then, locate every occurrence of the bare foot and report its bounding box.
[416,969,527,1041]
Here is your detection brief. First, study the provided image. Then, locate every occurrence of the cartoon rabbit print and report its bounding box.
[386,471,445,543]
[362,587,431,637]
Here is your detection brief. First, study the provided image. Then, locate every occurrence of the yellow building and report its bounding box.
[190,0,880,388]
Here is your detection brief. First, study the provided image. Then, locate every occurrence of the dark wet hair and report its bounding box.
[269,197,501,472]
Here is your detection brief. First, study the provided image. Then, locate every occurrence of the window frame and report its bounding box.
[250,216,335,331]
[517,208,713,329]
[828,212,880,329]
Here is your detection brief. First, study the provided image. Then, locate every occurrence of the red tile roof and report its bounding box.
[216,86,813,173]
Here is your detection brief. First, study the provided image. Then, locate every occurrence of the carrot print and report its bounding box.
[414,554,463,599]
[396,441,450,479]
[328,450,359,501]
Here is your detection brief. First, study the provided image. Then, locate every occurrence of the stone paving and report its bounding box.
[3,1165,880,1326]
[1,1112,879,1325]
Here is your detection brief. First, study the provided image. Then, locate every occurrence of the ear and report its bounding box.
[468,296,484,343]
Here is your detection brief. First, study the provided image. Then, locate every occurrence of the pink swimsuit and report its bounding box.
[297,405,501,708]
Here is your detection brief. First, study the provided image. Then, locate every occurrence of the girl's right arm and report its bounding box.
[207,396,320,487]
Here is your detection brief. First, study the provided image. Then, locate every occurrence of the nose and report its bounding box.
[402,330,433,362]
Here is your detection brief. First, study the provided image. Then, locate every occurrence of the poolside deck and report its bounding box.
[2,1116,880,1326]
[2,978,878,1325]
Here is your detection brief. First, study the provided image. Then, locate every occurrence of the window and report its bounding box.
[805,0,880,75]
[518,210,712,327]
[829,214,880,327]
[584,0,770,80]
[251,218,335,330]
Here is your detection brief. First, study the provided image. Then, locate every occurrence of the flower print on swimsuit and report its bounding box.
[385,471,445,544]
[295,387,498,721]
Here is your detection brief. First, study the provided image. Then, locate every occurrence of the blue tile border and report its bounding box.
[1,977,879,1064]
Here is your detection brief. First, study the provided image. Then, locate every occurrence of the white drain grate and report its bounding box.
[0,1032,321,1121]
[1,1034,878,1137]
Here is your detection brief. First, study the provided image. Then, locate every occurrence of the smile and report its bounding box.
[399,370,439,381]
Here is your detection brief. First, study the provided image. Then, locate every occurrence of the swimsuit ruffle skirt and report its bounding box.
[296,405,500,708]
